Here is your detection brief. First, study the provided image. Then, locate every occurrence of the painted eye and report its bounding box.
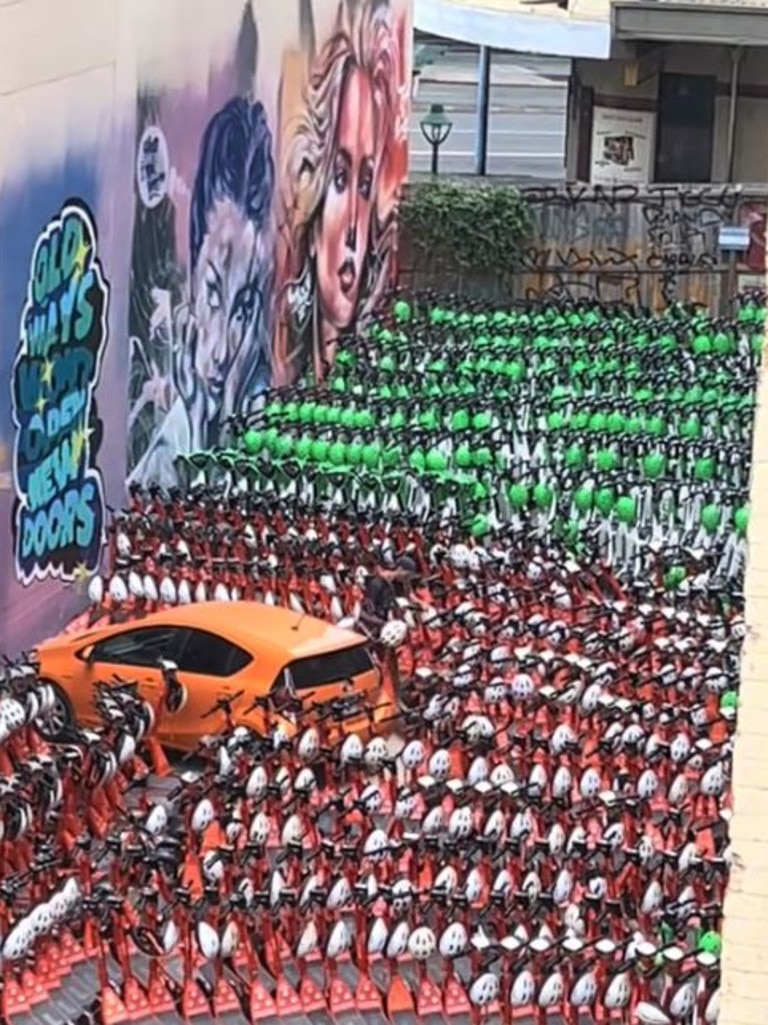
[205,265,222,311]
[233,285,259,324]
[333,155,349,192]
[359,161,374,200]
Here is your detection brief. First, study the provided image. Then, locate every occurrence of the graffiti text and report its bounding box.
[11,202,109,585]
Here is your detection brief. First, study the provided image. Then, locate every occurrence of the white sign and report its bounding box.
[718,226,750,252]
[590,107,655,185]
[136,125,170,209]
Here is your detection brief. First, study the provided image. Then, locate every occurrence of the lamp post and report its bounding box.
[420,103,453,176]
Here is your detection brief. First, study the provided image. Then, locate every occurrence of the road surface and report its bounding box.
[410,48,569,180]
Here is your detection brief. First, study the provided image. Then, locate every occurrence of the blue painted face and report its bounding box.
[191,196,270,423]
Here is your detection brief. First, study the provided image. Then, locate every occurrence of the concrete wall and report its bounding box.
[573,44,768,182]
[0,0,411,650]
[721,327,768,1025]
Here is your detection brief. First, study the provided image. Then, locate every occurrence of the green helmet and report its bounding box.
[393,298,411,323]
[242,429,261,454]
[508,482,529,509]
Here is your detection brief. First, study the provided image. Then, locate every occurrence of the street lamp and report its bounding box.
[420,103,453,176]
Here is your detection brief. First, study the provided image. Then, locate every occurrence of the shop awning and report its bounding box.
[612,0,768,46]
[414,0,613,58]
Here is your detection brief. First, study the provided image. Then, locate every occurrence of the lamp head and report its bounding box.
[420,103,453,147]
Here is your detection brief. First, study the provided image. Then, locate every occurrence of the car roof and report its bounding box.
[129,601,365,664]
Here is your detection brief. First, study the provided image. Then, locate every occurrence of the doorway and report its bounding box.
[654,72,716,182]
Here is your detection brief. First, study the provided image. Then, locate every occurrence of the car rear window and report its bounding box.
[285,645,374,691]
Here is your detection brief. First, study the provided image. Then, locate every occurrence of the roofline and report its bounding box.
[414,0,612,58]
[611,0,768,46]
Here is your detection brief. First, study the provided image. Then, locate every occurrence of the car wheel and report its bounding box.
[35,681,75,741]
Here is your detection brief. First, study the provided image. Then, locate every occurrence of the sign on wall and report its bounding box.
[590,106,655,185]
[11,201,109,585]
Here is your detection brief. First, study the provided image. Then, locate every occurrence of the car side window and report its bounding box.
[176,629,252,678]
[89,627,186,668]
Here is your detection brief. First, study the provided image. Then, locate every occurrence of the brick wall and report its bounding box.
[720,331,768,1023]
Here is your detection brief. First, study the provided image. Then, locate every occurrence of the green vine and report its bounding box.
[400,179,532,274]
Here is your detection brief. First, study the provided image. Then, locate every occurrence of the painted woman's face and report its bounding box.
[315,65,376,331]
[191,197,270,427]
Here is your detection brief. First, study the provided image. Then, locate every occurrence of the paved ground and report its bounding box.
[410,47,569,180]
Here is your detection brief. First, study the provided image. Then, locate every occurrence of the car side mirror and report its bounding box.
[81,645,96,663]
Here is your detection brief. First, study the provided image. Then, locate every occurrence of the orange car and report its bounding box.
[35,602,393,749]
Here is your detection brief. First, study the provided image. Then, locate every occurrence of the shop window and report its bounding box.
[654,73,716,183]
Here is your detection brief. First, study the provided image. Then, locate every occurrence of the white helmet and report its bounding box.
[326,921,352,959]
[109,575,129,604]
[340,733,364,765]
[381,620,408,648]
[469,973,500,1007]
[408,926,437,961]
[88,575,104,604]
[439,922,468,959]
[400,739,425,770]
[364,736,389,770]
[428,748,452,781]
[363,829,390,862]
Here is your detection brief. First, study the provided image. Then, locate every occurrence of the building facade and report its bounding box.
[0,0,411,649]
[570,28,768,183]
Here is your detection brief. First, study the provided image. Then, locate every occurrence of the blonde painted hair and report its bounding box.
[273,0,399,385]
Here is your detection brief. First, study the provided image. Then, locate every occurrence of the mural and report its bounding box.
[0,0,411,648]
[127,0,410,485]
[0,149,130,653]
[127,82,276,487]
[273,0,409,386]
[11,201,109,585]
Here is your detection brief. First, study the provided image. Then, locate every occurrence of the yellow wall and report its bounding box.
[720,309,768,1022]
